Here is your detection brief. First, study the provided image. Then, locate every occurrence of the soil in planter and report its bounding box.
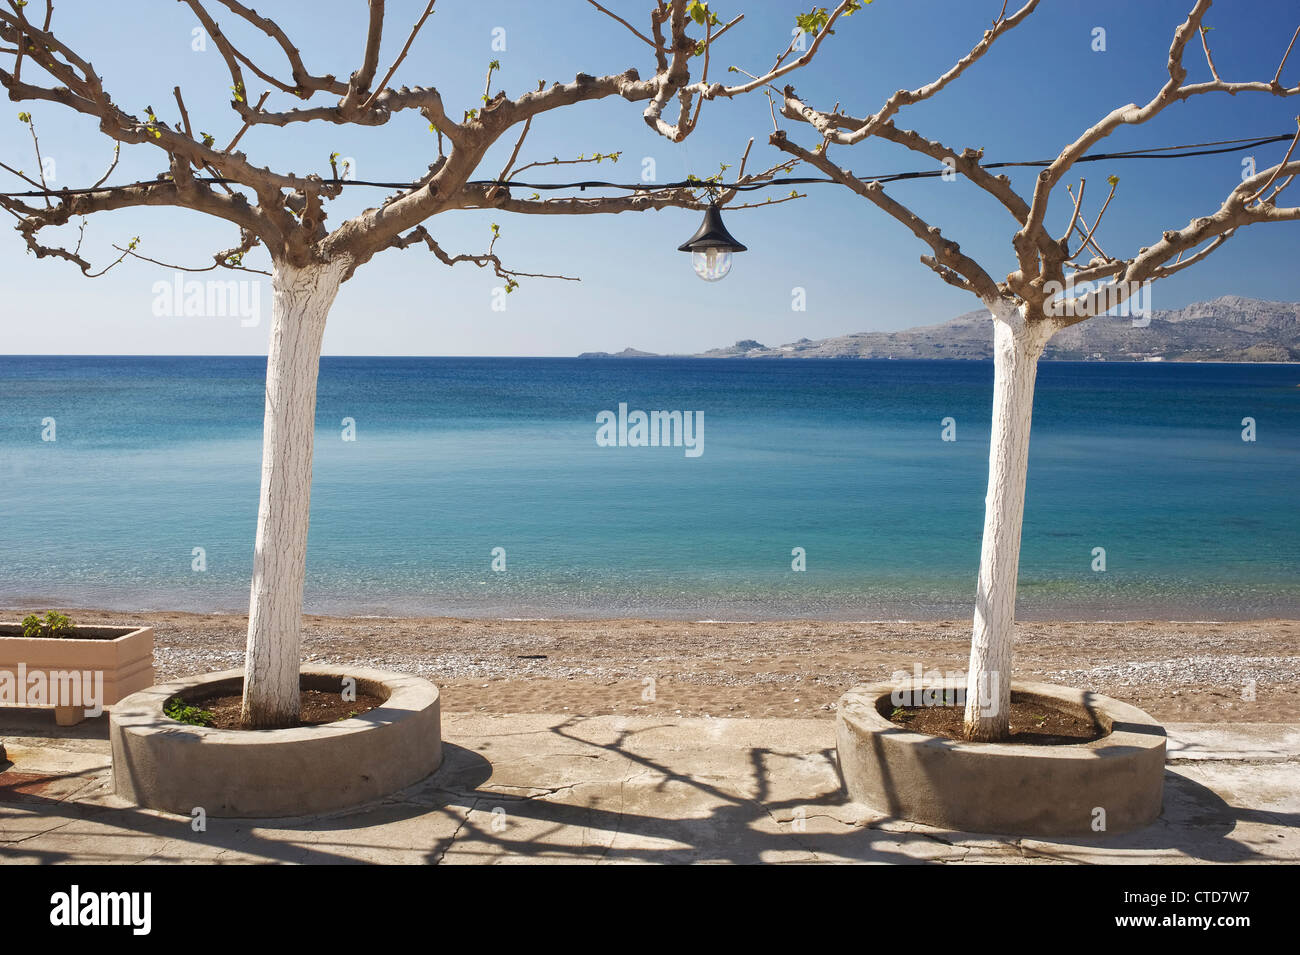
[178,688,387,730]
[886,697,1105,744]
[0,624,129,640]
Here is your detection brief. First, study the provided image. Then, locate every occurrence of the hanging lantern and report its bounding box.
[677,202,747,282]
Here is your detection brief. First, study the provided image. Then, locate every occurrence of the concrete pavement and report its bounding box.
[2,711,1297,864]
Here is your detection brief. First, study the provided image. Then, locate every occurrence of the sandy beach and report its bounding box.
[10,608,1296,725]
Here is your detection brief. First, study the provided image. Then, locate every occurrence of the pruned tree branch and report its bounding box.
[778,0,1039,148]
[114,228,269,275]
[1057,156,1300,326]
[0,2,838,280]
[1017,0,1300,298]
[770,129,1000,301]
[762,0,1300,326]
[388,223,578,289]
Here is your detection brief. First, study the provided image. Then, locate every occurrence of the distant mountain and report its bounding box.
[576,346,660,358]
[579,296,1300,362]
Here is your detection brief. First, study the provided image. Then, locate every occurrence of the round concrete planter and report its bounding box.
[111,666,441,817]
[836,679,1165,836]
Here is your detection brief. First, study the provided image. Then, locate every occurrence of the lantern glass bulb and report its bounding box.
[691,248,733,282]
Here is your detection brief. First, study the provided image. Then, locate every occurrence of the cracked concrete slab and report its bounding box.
[0,712,1296,864]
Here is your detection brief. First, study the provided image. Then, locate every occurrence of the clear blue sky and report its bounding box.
[2,0,1298,356]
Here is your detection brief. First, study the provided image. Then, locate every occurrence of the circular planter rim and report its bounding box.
[841,678,1165,758]
[112,665,437,743]
[836,678,1166,835]
[111,665,442,817]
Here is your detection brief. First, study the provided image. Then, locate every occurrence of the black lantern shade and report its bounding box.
[679,202,745,281]
[677,202,747,254]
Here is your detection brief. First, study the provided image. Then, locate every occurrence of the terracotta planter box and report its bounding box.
[0,623,154,725]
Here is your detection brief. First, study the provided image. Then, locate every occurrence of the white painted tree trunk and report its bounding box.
[240,259,348,728]
[962,302,1056,741]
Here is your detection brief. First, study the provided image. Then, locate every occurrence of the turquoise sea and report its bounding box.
[1,356,1297,619]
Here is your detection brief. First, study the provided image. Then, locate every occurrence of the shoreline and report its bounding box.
[9,607,1296,726]
[7,596,1299,624]
[4,603,1297,627]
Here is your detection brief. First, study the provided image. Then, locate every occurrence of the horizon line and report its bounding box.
[1,354,1297,366]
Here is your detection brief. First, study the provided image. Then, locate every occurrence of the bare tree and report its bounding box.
[753,0,1300,739]
[0,0,851,727]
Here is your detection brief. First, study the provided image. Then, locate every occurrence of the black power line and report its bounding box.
[0,133,1292,199]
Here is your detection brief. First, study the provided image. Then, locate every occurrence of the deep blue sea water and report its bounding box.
[1,356,1297,619]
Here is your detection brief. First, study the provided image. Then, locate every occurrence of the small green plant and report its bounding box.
[20,611,76,638]
[891,705,911,720]
[164,697,215,727]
